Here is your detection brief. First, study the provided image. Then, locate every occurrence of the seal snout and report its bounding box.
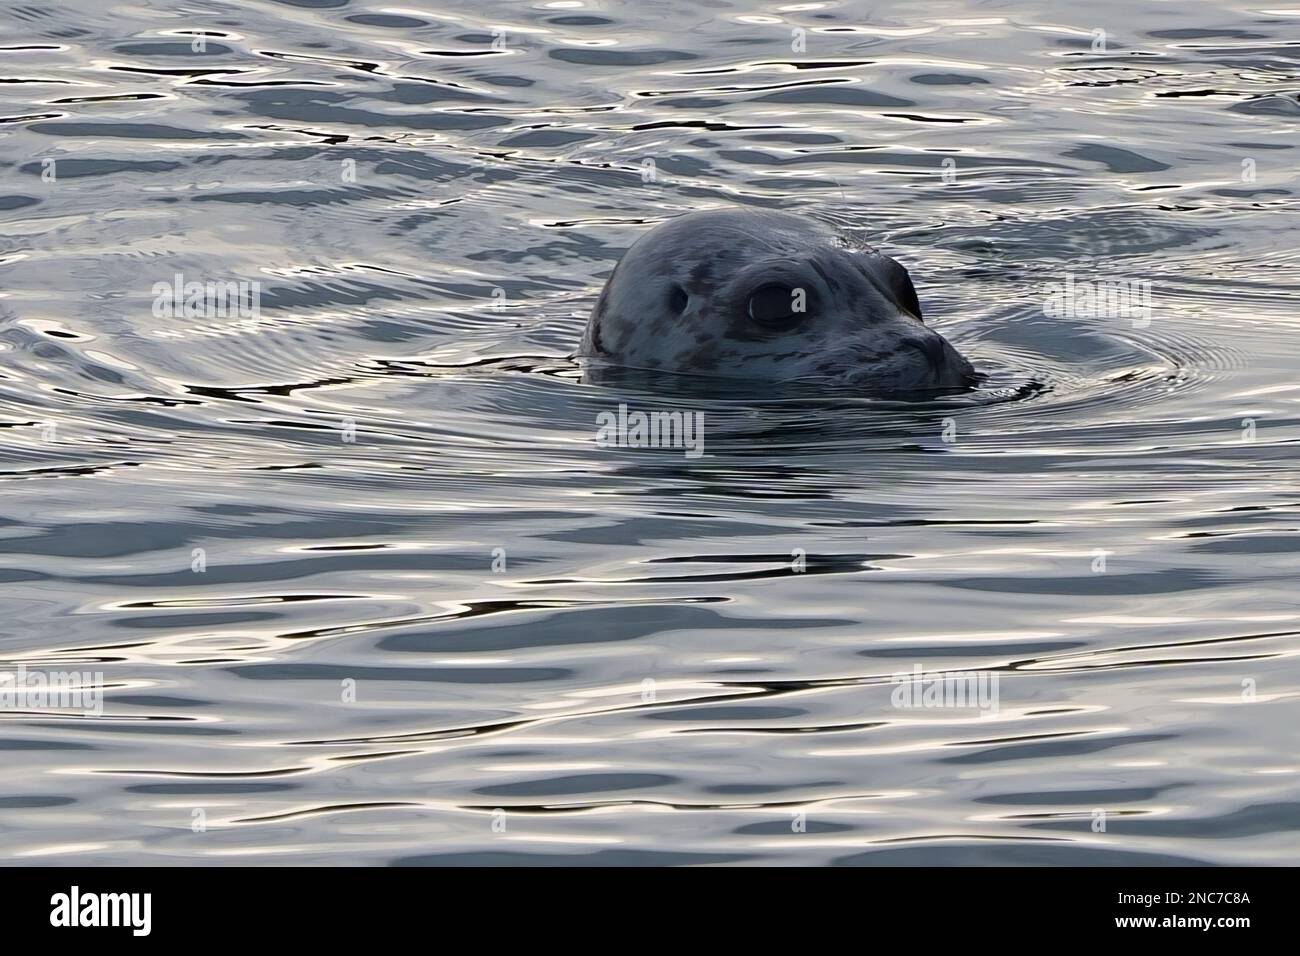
[900,330,974,387]
[903,332,948,371]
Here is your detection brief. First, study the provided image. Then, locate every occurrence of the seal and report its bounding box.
[580,208,974,391]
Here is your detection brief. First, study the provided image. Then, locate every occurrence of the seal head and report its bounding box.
[581,208,974,392]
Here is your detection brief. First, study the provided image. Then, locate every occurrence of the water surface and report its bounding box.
[1,0,1299,865]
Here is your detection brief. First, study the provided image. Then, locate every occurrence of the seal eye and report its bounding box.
[747,284,806,327]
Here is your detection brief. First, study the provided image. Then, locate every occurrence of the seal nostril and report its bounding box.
[903,334,946,370]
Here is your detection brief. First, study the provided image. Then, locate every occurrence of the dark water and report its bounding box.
[1,0,1298,865]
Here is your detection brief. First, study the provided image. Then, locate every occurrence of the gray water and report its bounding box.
[1,0,1298,866]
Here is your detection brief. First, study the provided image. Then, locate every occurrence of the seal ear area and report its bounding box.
[864,253,924,322]
[583,283,612,356]
[667,284,689,315]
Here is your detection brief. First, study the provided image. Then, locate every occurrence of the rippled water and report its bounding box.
[2,0,1298,865]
